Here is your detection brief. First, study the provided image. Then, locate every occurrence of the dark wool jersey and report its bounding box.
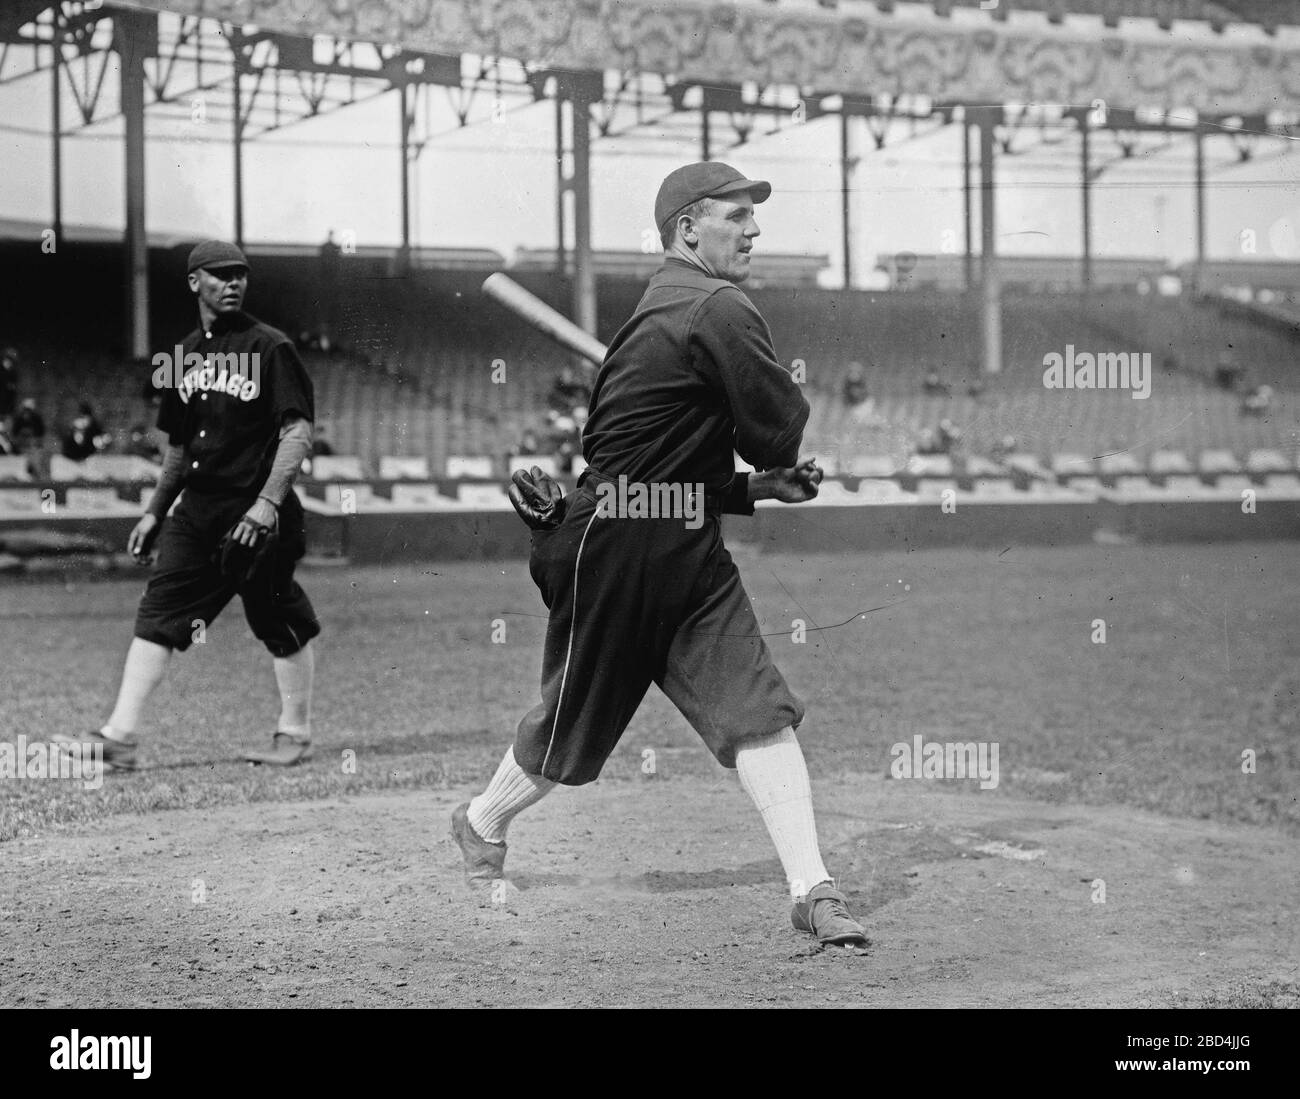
[582,258,809,494]
[156,311,314,495]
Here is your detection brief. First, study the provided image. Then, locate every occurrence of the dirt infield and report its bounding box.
[3,545,1297,1008]
[5,770,1296,1008]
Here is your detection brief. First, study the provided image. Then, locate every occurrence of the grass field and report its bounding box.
[2,540,1297,841]
[3,540,1298,1008]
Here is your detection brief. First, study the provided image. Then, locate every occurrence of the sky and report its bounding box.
[1,29,1297,289]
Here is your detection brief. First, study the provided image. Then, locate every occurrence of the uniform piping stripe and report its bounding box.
[540,507,602,777]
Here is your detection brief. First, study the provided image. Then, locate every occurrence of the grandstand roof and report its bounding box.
[106,0,1300,115]
[909,1,1298,33]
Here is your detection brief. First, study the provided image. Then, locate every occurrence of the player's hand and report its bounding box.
[231,498,278,547]
[763,458,824,503]
[509,466,565,530]
[128,513,161,561]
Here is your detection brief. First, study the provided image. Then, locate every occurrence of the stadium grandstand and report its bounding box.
[0,0,1297,561]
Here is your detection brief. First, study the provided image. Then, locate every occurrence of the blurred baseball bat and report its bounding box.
[481,272,607,367]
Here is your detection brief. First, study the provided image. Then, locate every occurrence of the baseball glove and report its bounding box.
[508,465,565,531]
[215,514,278,584]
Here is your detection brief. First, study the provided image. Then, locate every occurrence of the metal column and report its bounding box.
[963,113,973,293]
[117,13,150,359]
[977,108,1001,375]
[1193,123,1206,293]
[555,92,567,282]
[571,91,596,336]
[840,110,853,290]
[1081,115,1093,292]
[398,80,411,274]
[232,54,244,248]
[51,17,62,244]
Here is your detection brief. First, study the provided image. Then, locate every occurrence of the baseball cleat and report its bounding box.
[791,881,868,946]
[242,731,313,766]
[450,801,508,886]
[51,729,139,772]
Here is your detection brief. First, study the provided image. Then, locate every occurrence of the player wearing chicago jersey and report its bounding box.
[55,241,320,770]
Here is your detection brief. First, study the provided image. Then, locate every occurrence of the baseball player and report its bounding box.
[55,241,320,770]
[452,163,867,947]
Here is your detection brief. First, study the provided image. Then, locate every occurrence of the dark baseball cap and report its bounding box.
[187,239,249,274]
[655,162,771,233]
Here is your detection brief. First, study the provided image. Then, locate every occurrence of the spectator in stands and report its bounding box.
[916,418,962,456]
[0,347,18,429]
[319,230,341,353]
[517,427,544,457]
[546,408,584,474]
[922,371,952,397]
[12,398,45,453]
[312,424,335,457]
[1241,384,1274,417]
[126,423,162,463]
[61,401,110,462]
[990,434,1018,460]
[1214,351,1244,392]
[937,417,962,454]
[547,364,592,416]
[842,361,869,406]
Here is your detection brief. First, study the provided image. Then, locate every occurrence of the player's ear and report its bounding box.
[187,271,200,294]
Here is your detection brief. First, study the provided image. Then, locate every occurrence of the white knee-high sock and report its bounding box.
[273,642,314,737]
[467,746,556,844]
[105,637,172,737]
[735,726,831,900]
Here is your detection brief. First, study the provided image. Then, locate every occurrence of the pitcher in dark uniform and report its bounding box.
[451,165,867,948]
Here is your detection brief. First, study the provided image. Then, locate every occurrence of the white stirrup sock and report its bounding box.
[467,746,556,844]
[735,726,832,900]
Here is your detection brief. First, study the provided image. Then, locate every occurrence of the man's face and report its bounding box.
[189,265,248,316]
[685,193,760,283]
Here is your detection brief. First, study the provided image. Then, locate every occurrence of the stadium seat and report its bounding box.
[1097,452,1145,478]
[323,482,376,511]
[1159,476,1216,499]
[914,478,960,497]
[50,455,103,482]
[845,454,899,478]
[0,456,32,482]
[1246,448,1291,475]
[963,455,1007,478]
[64,487,128,512]
[446,455,494,479]
[970,478,1023,497]
[1111,475,1155,495]
[1051,453,1096,479]
[1198,449,1242,476]
[1003,453,1051,479]
[456,484,511,508]
[312,455,367,480]
[0,489,45,514]
[1214,475,1257,496]
[82,455,159,482]
[907,454,954,478]
[379,455,431,480]
[1149,450,1194,476]
[390,483,456,509]
[507,454,559,477]
[1262,474,1300,496]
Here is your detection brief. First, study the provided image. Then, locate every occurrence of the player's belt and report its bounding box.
[577,467,729,515]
